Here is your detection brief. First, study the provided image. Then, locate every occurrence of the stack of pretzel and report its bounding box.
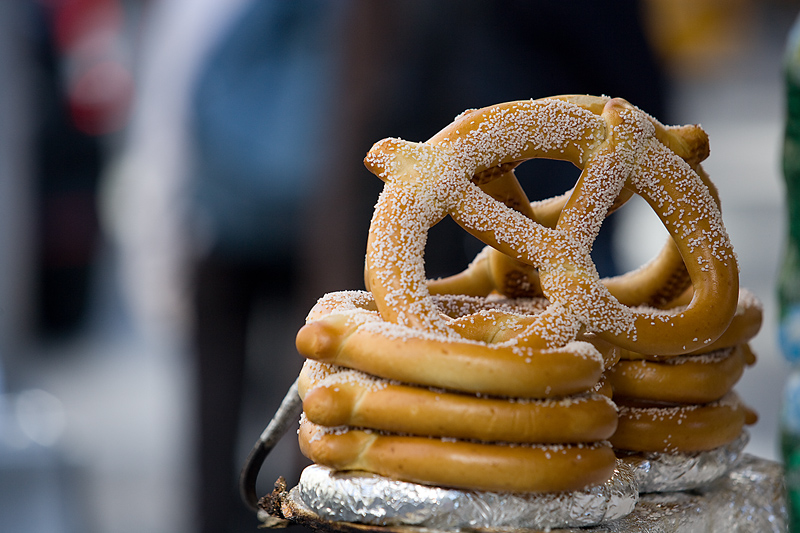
[293,95,762,520]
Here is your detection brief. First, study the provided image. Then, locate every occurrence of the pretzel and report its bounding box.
[610,393,757,454]
[298,418,616,493]
[616,289,761,361]
[429,157,722,309]
[296,291,615,398]
[289,95,753,503]
[298,360,618,444]
[364,95,738,357]
[605,344,752,404]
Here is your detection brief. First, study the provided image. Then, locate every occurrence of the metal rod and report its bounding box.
[239,377,303,511]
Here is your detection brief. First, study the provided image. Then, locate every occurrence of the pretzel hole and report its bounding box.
[503,158,625,279]
[426,157,634,285]
[613,194,671,275]
[512,158,580,204]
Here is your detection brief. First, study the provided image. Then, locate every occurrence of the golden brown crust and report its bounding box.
[296,306,604,399]
[610,393,751,453]
[616,289,762,360]
[298,418,616,493]
[605,345,748,404]
[364,96,739,357]
[428,162,716,314]
[690,289,763,354]
[299,361,618,444]
[292,94,759,495]
[428,245,545,299]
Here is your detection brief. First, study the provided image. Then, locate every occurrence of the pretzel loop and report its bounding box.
[364,96,738,355]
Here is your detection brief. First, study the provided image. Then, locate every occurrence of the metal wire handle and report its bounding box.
[239,377,303,511]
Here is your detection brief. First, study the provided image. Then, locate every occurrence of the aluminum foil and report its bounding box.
[620,431,750,493]
[596,454,787,532]
[291,460,638,530]
[282,454,786,532]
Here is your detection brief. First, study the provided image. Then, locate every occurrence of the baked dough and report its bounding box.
[299,360,618,443]
[298,418,617,493]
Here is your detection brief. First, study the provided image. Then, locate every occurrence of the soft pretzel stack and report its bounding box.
[606,296,760,460]
[294,95,761,500]
[297,293,620,493]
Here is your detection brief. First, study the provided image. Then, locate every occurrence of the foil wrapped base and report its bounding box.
[620,431,750,493]
[291,460,638,530]
[272,455,786,532]
[602,454,787,532]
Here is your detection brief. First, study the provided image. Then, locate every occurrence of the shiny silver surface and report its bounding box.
[603,454,787,532]
[292,460,638,530]
[621,431,750,493]
[288,454,786,532]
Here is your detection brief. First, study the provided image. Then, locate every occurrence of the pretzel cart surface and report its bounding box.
[241,96,787,532]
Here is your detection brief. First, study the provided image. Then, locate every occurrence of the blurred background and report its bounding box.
[0,0,796,532]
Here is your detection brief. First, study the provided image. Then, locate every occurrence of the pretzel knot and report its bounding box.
[293,95,751,495]
[362,95,738,356]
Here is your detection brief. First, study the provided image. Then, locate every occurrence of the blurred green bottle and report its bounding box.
[780,12,800,532]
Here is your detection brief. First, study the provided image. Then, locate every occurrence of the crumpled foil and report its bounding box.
[285,454,786,532]
[291,460,638,530]
[598,454,787,532]
[621,431,750,493]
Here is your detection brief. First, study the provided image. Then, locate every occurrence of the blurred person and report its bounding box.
[105,1,666,532]
[102,1,256,532]
[187,2,351,531]
[0,0,132,390]
[29,0,133,340]
[0,2,130,532]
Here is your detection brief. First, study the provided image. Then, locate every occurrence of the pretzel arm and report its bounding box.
[693,290,762,353]
[615,140,738,353]
[611,393,753,453]
[601,164,718,309]
[296,309,604,399]
[298,419,616,493]
[554,94,712,168]
[298,362,618,444]
[618,288,761,357]
[429,168,543,298]
[427,99,606,170]
[365,178,452,333]
[475,167,536,218]
[606,345,748,404]
[428,245,547,299]
[426,247,497,297]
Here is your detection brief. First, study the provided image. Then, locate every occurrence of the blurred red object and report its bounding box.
[45,0,133,135]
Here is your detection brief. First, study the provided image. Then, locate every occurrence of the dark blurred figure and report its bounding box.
[186,3,348,531]
[27,0,132,338]
[123,1,667,531]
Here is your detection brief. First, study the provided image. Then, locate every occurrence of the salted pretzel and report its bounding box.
[428,154,721,309]
[291,95,751,500]
[296,291,620,492]
[612,288,762,362]
[611,393,757,454]
[298,418,616,493]
[363,95,738,357]
[606,344,753,404]
[296,291,616,399]
[298,360,618,444]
